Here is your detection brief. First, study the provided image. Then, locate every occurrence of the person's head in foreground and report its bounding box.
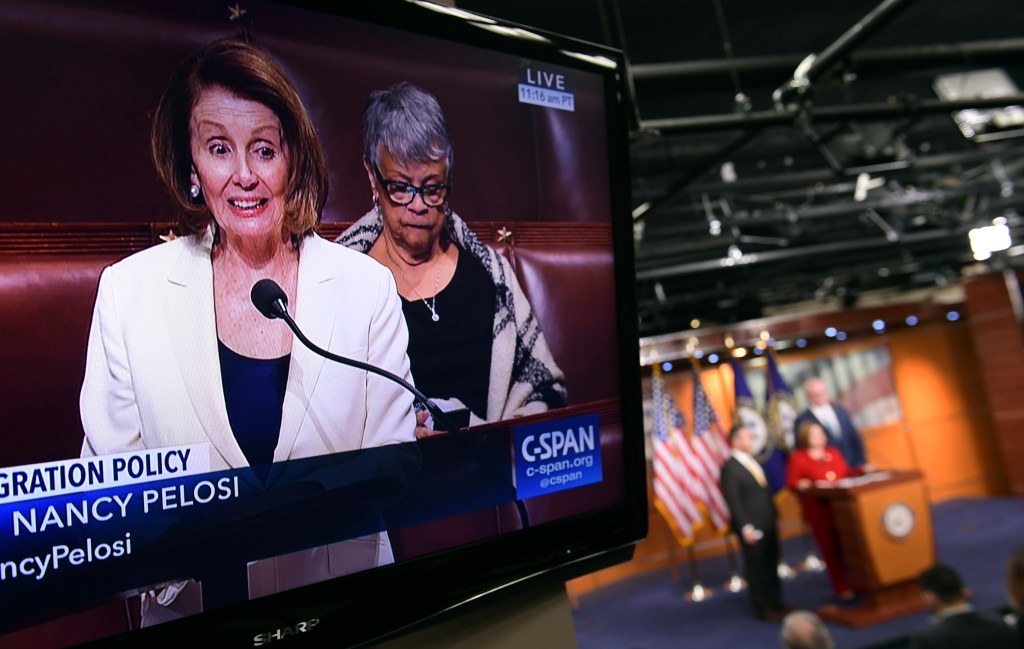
[919,563,969,614]
[780,610,835,649]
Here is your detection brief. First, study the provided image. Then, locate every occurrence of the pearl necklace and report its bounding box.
[385,240,442,322]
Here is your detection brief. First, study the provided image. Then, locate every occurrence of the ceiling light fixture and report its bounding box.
[969,217,1012,260]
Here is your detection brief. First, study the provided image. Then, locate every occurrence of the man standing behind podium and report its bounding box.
[721,424,789,621]
[795,378,869,470]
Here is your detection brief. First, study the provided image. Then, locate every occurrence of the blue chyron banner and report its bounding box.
[513,414,602,500]
[0,427,520,633]
[0,416,606,632]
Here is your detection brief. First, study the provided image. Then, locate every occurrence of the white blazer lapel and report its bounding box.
[275,236,334,461]
[165,233,249,468]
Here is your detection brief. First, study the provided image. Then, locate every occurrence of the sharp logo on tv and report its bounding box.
[253,618,320,646]
[514,414,602,498]
[518,64,575,111]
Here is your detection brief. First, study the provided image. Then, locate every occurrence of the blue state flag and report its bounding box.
[766,351,798,452]
[731,358,786,493]
[763,351,798,492]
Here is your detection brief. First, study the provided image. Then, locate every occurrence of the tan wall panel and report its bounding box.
[862,423,916,471]
[887,324,1005,499]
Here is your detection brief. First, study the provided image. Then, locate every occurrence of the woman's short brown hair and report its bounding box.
[795,420,825,449]
[151,39,328,240]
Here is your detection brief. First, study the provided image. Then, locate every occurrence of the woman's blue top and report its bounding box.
[218,339,290,480]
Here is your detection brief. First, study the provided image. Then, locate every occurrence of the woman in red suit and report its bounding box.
[787,420,863,601]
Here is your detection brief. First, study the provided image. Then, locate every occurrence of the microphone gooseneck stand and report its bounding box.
[250,279,531,528]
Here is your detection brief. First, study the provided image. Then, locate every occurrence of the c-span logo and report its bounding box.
[513,414,602,499]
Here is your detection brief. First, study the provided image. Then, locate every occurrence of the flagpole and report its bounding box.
[722,533,747,593]
[663,512,684,586]
[684,545,714,602]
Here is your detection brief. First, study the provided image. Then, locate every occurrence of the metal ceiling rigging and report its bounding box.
[462,0,1024,338]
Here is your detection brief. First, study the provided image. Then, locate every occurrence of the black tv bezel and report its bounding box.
[36,1,648,646]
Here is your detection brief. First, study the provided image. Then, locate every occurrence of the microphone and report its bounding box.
[250,279,531,528]
[251,278,289,320]
[249,279,460,435]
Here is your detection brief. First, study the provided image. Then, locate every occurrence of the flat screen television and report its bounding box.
[0,1,646,646]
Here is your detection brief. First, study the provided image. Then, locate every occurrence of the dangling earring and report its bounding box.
[372,193,380,213]
[190,184,201,199]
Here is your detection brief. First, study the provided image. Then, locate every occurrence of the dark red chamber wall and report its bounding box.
[0,0,611,225]
[963,271,1024,495]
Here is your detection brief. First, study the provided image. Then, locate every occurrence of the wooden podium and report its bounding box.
[805,470,934,627]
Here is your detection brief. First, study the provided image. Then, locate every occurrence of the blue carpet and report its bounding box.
[572,497,1023,649]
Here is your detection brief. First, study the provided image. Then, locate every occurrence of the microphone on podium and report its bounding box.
[250,278,460,435]
[251,279,532,528]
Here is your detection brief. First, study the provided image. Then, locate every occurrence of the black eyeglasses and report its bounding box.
[373,163,450,207]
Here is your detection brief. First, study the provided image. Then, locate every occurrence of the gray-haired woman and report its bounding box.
[338,82,566,433]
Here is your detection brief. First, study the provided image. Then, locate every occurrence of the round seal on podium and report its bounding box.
[881,501,915,539]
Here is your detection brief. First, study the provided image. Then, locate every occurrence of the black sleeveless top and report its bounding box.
[218,340,290,478]
[401,248,495,421]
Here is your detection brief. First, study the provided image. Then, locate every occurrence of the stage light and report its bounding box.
[946,311,961,322]
[662,362,674,372]
[872,319,886,332]
[906,315,919,326]
[836,331,848,341]
[796,339,808,348]
[825,327,837,338]
[969,218,1012,261]
[708,353,720,364]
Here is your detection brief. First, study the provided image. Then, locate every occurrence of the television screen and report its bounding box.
[0,1,645,646]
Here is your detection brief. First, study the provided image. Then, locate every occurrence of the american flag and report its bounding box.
[690,370,731,531]
[651,367,703,544]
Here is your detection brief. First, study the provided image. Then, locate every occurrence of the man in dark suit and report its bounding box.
[794,377,868,469]
[721,423,789,621]
[909,564,1016,649]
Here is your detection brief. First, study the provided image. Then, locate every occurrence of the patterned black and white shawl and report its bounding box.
[337,208,567,423]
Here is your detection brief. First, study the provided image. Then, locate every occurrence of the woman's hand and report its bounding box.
[414,409,440,439]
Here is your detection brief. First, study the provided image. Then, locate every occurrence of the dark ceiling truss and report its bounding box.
[631,37,1024,93]
[457,0,1024,340]
[622,0,1024,338]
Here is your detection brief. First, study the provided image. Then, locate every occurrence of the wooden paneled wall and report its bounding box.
[886,323,1007,499]
[568,307,1011,601]
[963,272,1024,495]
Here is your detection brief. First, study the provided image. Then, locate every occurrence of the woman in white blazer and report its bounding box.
[78,40,417,624]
